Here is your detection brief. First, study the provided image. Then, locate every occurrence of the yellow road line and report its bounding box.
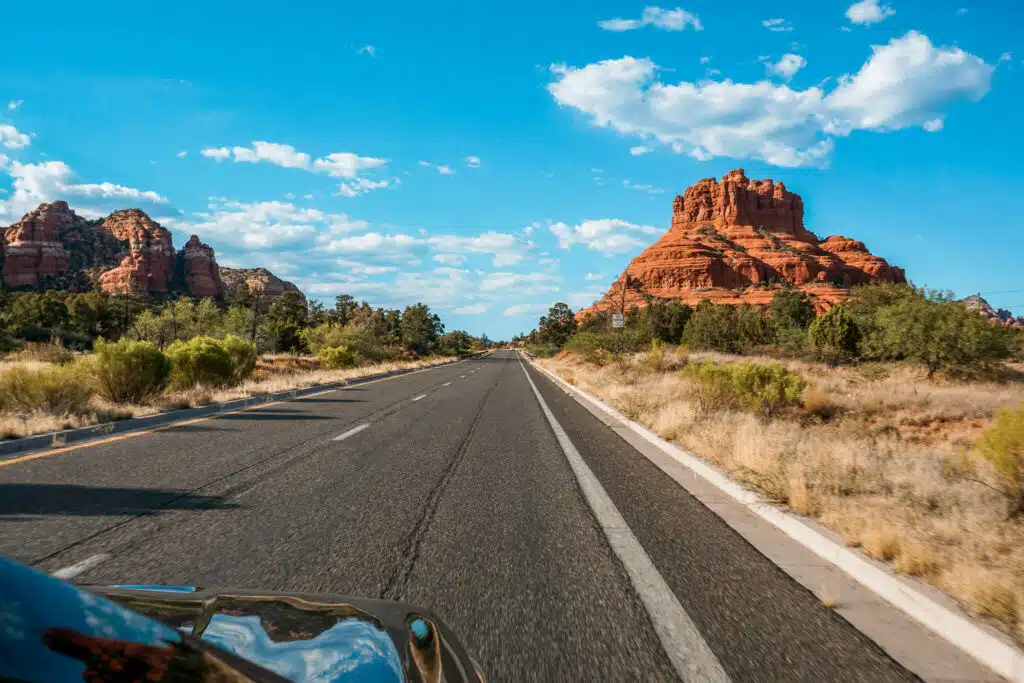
[0,360,457,469]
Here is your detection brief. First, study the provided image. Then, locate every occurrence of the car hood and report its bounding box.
[0,554,482,683]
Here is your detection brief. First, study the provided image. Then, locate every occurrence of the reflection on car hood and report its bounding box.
[0,555,483,683]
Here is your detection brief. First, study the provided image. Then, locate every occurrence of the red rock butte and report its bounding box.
[580,169,906,318]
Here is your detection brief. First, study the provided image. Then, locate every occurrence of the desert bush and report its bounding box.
[974,403,1024,518]
[94,338,172,403]
[318,345,358,369]
[682,360,805,418]
[301,323,395,362]
[565,331,610,365]
[220,334,258,383]
[808,304,861,363]
[166,336,235,388]
[524,342,559,358]
[565,329,651,364]
[736,304,775,351]
[0,361,94,415]
[15,341,75,365]
[770,288,816,330]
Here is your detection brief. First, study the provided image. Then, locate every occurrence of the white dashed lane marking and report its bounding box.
[53,554,109,580]
[412,394,427,402]
[333,423,371,441]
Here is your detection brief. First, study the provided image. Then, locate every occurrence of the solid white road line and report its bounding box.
[333,423,371,441]
[412,394,427,402]
[518,357,730,683]
[442,382,452,387]
[459,375,467,379]
[53,553,109,580]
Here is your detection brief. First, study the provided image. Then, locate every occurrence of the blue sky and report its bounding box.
[1,0,1020,339]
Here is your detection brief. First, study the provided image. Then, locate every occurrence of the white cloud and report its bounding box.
[623,179,664,194]
[585,272,605,281]
[0,160,168,218]
[522,223,536,236]
[312,152,388,178]
[418,160,455,175]
[762,18,793,32]
[0,124,31,149]
[337,177,391,197]
[426,231,529,266]
[845,0,895,25]
[465,155,481,168]
[453,303,489,314]
[201,147,230,160]
[998,52,1012,63]
[503,303,549,317]
[598,6,702,32]
[764,53,807,80]
[358,44,377,57]
[8,100,23,111]
[176,150,188,158]
[550,218,663,255]
[629,145,652,156]
[922,118,944,132]
[700,56,711,64]
[481,272,560,293]
[322,231,421,254]
[548,32,992,167]
[186,200,333,249]
[957,7,968,14]
[434,253,467,266]
[232,141,310,168]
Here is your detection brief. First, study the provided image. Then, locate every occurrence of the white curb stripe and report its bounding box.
[519,356,731,683]
[529,357,1024,683]
[54,554,109,580]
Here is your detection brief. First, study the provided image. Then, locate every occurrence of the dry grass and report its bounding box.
[539,349,1024,641]
[0,355,458,440]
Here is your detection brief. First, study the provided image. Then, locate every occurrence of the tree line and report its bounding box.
[518,283,1023,379]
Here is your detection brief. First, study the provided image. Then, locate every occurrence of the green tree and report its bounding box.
[867,290,1013,377]
[333,294,358,325]
[770,288,816,330]
[261,291,308,352]
[736,304,775,351]
[538,302,578,348]
[401,303,443,354]
[437,330,473,356]
[682,300,740,353]
[643,300,692,345]
[808,304,861,363]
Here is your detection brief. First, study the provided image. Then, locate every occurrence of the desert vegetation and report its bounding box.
[0,290,491,441]
[523,283,1024,640]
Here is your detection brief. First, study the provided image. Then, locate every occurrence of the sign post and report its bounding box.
[611,313,624,329]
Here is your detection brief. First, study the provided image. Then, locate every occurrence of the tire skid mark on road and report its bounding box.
[377,356,508,602]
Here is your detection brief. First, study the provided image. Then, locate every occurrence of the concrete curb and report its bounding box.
[0,353,488,461]
[528,357,1024,683]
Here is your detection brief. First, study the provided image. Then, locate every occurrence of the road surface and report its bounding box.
[0,350,917,682]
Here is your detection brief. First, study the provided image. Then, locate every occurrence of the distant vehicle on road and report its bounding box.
[0,553,485,682]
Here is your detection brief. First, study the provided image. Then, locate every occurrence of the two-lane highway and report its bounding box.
[0,350,917,682]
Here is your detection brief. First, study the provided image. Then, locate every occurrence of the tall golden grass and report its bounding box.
[539,349,1024,641]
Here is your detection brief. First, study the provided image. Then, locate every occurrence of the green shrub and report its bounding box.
[808,304,861,363]
[565,329,652,365]
[319,345,358,369]
[524,342,558,358]
[682,301,740,353]
[300,322,395,362]
[736,304,775,351]
[770,289,816,330]
[974,403,1024,518]
[0,361,95,414]
[681,360,805,418]
[220,334,258,383]
[16,341,75,365]
[165,336,234,388]
[94,338,171,403]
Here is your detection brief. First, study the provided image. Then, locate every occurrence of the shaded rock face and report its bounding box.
[219,267,306,311]
[180,235,224,297]
[97,209,176,295]
[2,202,75,288]
[963,295,1024,330]
[581,169,906,316]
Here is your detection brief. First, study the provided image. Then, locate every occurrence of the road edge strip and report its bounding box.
[0,352,490,463]
[527,355,1024,683]
[519,355,731,683]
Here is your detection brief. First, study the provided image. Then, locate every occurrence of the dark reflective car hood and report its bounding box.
[0,555,483,683]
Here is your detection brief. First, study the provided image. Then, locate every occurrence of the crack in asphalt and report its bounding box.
[28,369,473,569]
[378,356,507,602]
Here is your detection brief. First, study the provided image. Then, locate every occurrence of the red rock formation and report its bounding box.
[97,209,176,295]
[180,235,224,297]
[963,296,1024,330]
[220,267,306,311]
[1,201,74,287]
[581,169,906,317]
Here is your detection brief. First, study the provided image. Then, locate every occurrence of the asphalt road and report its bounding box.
[0,350,918,682]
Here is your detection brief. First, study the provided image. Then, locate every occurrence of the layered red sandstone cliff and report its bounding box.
[1,203,294,302]
[219,267,307,310]
[581,169,906,317]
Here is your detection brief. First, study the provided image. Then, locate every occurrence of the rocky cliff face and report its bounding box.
[581,169,906,316]
[179,235,224,298]
[1,203,300,303]
[963,296,1024,330]
[219,267,307,311]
